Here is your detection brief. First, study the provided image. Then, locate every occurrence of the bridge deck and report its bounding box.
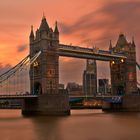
[0,95,38,99]
[58,44,126,61]
[69,95,123,103]
[0,94,122,103]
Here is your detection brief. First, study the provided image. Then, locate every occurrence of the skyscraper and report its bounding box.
[98,79,109,95]
[83,59,97,96]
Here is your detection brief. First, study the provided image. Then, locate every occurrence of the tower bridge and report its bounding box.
[0,16,140,115]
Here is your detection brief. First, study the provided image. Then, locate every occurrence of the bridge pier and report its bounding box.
[102,95,140,112]
[122,94,140,111]
[22,93,70,116]
[102,102,122,111]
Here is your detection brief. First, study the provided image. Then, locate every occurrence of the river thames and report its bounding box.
[0,109,140,140]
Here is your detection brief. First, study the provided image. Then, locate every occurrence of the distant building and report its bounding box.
[83,59,97,96]
[59,84,65,89]
[58,83,65,93]
[0,99,22,109]
[98,79,110,95]
[66,82,83,95]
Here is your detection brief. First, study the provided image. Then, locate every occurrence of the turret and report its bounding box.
[35,29,40,40]
[39,16,50,32]
[132,36,136,47]
[109,40,113,50]
[116,33,128,48]
[39,15,50,39]
[29,25,34,43]
[54,21,59,40]
[54,21,59,33]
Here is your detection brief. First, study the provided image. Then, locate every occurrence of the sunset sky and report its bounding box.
[0,0,140,85]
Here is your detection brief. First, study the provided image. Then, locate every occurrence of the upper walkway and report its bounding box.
[58,44,126,61]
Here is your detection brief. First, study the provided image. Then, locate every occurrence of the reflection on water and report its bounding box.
[0,109,140,140]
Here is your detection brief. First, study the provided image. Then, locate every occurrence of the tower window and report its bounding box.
[129,72,134,81]
[47,79,56,89]
[47,69,55,76]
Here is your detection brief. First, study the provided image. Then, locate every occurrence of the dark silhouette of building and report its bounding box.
[66,82,83,95]
[83,59,97,96]
[59,84,65,89]
[109,34,137,95]
[98,79,110,95]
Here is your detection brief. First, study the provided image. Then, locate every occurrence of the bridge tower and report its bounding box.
[29,17,59,95]
[110,34,137,95]
[22,16,70,115]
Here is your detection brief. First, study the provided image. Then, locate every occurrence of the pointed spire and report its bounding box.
[132,36,135,46]
[30,25,34,38]
[116,33,128,47]
[54,21,59,33]
[43,12,45,19]
[109,40,112,50]
[39,15,50,31]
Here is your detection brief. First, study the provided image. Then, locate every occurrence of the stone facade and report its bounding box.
[109,34,137,95]
[102,95,140,112]
[29,17,59,94]
[22,16,70,116]
[22,93,70,115]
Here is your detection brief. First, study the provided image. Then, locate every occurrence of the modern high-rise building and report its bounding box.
[98,79,110,95]
[83,59,97,96]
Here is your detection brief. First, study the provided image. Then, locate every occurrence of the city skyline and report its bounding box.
[0,0,140,85]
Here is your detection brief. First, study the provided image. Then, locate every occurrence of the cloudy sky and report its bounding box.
[0,0,140,85]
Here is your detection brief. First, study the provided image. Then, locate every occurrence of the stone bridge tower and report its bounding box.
[109,34,137,95]
[22,16,70,115]
[29,16,59,95]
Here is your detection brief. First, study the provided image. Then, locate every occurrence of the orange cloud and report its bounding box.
[0,0,140,85]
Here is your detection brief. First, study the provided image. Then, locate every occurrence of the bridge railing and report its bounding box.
[59,44,126,58]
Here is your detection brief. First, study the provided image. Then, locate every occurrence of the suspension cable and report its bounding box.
[0,51,41,95]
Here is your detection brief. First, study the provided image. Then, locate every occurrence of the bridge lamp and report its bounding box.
[33,62,39,67]
[121,59,124,63]
[111,61,115,65]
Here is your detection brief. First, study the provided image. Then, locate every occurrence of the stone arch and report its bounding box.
[34,82,42,95]
[117,85,125,95]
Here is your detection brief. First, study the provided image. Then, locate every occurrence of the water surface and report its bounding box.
[0,109,140,140]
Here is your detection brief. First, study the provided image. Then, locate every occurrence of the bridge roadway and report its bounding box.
[69,95,122,103]
[0,94,38,99]
[0,94,122,103]
[58,44,127,61]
